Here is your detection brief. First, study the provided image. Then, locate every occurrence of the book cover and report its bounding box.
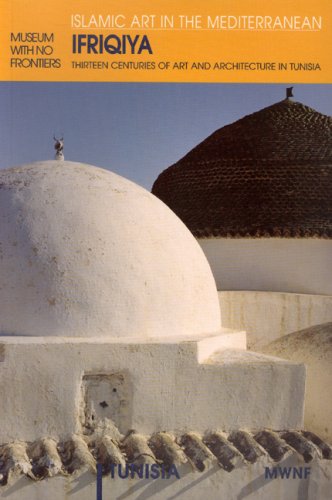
[0,1,331,499]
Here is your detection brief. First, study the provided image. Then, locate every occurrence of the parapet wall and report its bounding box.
[0,334,304,442]
[219,291,332,350]
[199,238,332,295]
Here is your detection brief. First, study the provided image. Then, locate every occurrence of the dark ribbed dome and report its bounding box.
[152,99,332,238]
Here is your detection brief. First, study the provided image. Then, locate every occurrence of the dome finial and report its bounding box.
[286,87,294,99]
[53,135,64,161]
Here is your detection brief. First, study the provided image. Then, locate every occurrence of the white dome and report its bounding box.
[0,161,220,338]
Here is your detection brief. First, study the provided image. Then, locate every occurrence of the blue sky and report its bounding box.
[1,83,331,189]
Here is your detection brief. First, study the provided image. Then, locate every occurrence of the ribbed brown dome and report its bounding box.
[152,99,332,238]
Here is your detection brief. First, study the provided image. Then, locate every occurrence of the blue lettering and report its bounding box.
[265,467,278,479]
[105,463,180,480]
[293,468,303,479]
[168,464,180,479]
[109,463,116,479]
[96,464,103,500]
[304,467,311,479]
[87,35,99,53]
[279,467,292,479]
[138,35,153,54]
[150,464,160,479]
[161,464,166,479]
[118,465,129,479]
[104,35,121,54]
[131,464,144,479]
[265,466,311,480]
[72,34,153,55]
[126,34,139,53]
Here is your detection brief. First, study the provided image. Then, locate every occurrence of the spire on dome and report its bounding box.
[54,135,64,161]
[286,86,294,99]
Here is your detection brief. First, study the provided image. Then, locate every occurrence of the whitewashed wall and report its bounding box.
[199,238,332,295]
[219,291,332,350]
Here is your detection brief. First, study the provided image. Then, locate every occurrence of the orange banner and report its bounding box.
[0,0,331,82]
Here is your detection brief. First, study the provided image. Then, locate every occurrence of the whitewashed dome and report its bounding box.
[262,323,332,441]
[0,161,220,338]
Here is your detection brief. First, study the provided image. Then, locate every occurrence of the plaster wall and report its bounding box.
[219,291,332,350]
[1,457,331,500]
[0,335,305,442]
[199,238,332,295]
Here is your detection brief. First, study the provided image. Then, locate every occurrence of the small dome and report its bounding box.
[261,323,332,440]
[152,99,332,238]
[0,161,220,337]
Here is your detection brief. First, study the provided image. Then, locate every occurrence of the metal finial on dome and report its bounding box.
[54,135,64,161]
[286,87,294,99]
